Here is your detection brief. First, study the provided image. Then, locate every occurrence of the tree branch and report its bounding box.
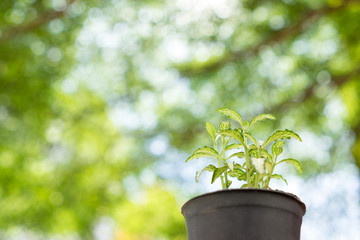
[0,0,78,43]
[179,0,358,77]
[265,67,360,114]
[265,66,360,170]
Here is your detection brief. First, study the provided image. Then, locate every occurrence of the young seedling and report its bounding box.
[185,107,302,189]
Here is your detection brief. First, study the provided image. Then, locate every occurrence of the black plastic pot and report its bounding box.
[181,189,306,240]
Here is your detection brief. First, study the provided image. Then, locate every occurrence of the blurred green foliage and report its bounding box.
[114,187,186,240]
[0,0,359,239]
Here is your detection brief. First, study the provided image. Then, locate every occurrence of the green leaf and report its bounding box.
[264,129,302,147]
[195,164,216,182]
[234,163,244,169]
[262,149,272,160]
[265,161,272,173]
[244,132,257,146]
[226,180,232,188]
[250,174,256,183]
[186,146,218,162]
[227,161,234,171]
[277,158,302,174]
[194,146,218,156]
[185,153,215,162]
[228,168,246,180]
[205,122,217,140]
[249,114,276,129]
[248,144,257,151]
[271,140,285,156]
[219,121,231,131]
[217,107,243,126]
[249,148,260,158]
[271,174,288,185]
[211,166,227,184]
[241,183,251,188]
[227,152,245,159]
[220,129,245,144]
[225,143,243,151]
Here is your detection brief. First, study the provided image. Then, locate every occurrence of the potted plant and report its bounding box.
[181,107,306,240]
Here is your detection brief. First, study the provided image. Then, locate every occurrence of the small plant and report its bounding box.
[186,107,302,189]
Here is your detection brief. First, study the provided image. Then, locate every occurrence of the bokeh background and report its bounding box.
[1,0,360,239]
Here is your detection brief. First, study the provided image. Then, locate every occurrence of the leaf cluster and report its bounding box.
[186,107,302,189]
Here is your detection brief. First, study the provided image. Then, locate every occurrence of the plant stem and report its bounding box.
[214,139,225,189]
[243,135,252,188]
[222,136,229,188]
[264,164,274,188]
[254,173,259,188]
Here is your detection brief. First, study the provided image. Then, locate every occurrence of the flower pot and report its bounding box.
[181,189,306,240]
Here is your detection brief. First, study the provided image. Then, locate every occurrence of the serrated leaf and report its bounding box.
[271,174,288,185]
[277,158,302,174]
[225,143,243,151]
[194,146,218,156]
[211,166,228,184]
[219,121,231,131]
[220,129,245,144]
[248,144,257,150]
[271,141,285,156]
[227,152,245,159]
[228,168,246,180]
[249,148,260,158]
[249,114,276,129]
[264,129,302,147]
[195,164,216,182]
[205,122,216,140]
[185,152,215,162]
[244,132,257,146]
[217,107,243,126]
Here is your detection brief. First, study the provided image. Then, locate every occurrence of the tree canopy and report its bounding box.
[0,0,359,239]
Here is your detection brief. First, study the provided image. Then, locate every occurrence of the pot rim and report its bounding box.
[182,188,306,213]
